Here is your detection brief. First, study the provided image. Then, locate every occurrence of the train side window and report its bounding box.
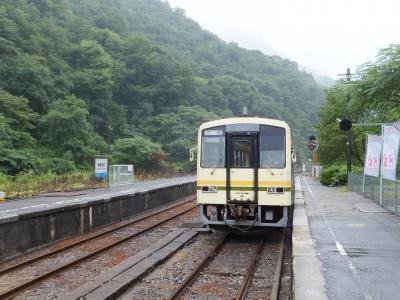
[201,129,225,168]
[260,126,285,168]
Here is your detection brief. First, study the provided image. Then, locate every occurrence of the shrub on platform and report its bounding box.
[320,165,348,186]
[320,164,363,186]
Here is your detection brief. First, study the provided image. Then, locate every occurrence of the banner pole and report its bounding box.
[380,125,384,206]
[362,135,368,195]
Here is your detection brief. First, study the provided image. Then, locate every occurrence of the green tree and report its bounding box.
[144,106,219,161]
[40,95,107,167]
[316,45,400,168]
[113,136,165,170]
[0,89,38,174]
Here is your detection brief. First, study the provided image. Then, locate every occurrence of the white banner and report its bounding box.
[381,126,400,181]
[364,134,382,177]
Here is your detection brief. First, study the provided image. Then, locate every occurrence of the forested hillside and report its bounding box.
[0,0,325,176]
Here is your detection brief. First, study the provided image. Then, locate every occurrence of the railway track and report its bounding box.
[167,231,286,300]
[0,196,198,299]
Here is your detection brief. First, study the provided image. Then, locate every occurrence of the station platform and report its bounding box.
[0,176,195,218]
[293,176,400,300]
[0,176,196,260]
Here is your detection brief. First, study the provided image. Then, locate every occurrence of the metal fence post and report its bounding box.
[379,125,384,206]
[394,181,399,214]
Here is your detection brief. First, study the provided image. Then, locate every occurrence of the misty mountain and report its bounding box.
[224,32,281,56]
[0,0,325,174]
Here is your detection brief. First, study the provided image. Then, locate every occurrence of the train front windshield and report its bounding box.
[201,137,225,168]
[259,126,285,168]
[201,125,285,169]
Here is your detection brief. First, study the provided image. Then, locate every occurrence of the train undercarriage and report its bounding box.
[200,204,288,230]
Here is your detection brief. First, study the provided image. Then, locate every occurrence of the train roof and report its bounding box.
[199,117,290,131]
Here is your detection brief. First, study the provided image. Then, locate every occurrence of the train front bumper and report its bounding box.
[199,204,289,228]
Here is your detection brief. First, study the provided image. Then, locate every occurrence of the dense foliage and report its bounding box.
[316,44,400,180]
[319,165,348,186]
[320,165,362,186]
[0,0,325,176]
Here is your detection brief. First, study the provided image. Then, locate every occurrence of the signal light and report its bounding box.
[308,140,318,151]
[340,119,352,131]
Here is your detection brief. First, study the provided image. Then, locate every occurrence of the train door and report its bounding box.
[226,133,258,203]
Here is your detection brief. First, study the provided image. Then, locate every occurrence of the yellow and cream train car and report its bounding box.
[197,117,292,230]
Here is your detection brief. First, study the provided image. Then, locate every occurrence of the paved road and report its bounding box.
[0,176,195,217]
[303,177,400,300]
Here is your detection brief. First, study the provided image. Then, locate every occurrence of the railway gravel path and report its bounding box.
[0,197,198,299]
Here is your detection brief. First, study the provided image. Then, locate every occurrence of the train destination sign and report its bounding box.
[364,134,382,177]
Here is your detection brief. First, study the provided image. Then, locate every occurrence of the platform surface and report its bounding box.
[0,176,195,218]
[301,176,400,300]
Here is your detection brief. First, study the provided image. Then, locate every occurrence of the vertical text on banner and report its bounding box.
[381,126,400,181]
[364,134,382,177]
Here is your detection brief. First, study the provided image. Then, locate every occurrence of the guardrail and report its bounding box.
[348,172,400,214]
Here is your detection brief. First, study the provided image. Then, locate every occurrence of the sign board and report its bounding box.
[95,158,108,178]
[364,135,382,177]
[381,126,400,181]
[0,191,5,203]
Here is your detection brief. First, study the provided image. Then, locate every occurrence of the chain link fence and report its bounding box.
[348,172,400,214]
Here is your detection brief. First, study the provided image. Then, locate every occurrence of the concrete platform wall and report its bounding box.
[0,182,196,261]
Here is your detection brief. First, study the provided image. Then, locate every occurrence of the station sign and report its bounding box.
[95,158,108,178]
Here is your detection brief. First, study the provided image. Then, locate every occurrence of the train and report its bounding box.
[196,116,293,231]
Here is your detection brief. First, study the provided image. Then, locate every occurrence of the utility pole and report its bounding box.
[338,68,353,175]
[108,124,112,156]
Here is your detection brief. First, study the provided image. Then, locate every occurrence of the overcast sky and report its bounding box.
[167,0,399,78]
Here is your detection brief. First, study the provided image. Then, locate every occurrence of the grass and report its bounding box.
[0,169,191,200]
[338,186,350,193]
[0,171,103,199]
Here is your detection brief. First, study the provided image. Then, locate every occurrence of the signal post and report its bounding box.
[308,135,319,178]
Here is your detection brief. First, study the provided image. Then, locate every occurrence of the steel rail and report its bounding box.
[0,203,199,300]
[235,237,266,300]
[167,234,230,300]
[270,235,285,300]
[0,196,196,277]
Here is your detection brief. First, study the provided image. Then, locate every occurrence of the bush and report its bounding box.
[320,164,348,186]
[320,164,363,186]
[112,136,166,170]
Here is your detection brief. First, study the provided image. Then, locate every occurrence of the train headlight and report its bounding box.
[209,186,218,192]
[267,187,284,193]
[202,186,218,193]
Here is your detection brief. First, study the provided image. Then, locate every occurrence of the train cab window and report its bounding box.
[260,125,285,168]
[201,127,225,168]
[230,137,254,168]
